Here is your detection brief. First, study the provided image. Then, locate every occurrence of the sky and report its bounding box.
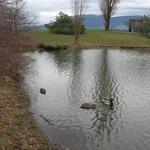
[26,0,150,24]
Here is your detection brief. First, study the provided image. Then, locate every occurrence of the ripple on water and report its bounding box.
[23,49,150,150]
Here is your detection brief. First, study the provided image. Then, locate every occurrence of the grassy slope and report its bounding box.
[32,29,150,48]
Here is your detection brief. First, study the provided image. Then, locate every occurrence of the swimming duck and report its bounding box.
[80,103,97,109]
[102,98,114,107]
[40,88,46,95]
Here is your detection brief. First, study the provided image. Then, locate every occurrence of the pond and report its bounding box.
[23,49,150,150]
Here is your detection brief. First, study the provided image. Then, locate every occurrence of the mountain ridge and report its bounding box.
[84,14,141,30]
[34,15,141,30]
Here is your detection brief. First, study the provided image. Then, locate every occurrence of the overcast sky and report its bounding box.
[26,0,150,24]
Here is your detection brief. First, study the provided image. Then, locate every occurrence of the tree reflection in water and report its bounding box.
[49,49,125,147]
[92,49,124,145]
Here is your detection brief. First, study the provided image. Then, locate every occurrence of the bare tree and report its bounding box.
[0,0,33,80]
[72,0,87,44]
[0,0,30,35]
[98,0,120,31]
[0,0,7,4]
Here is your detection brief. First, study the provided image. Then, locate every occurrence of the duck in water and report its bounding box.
[102,98,114,107]
[40,88,46,95]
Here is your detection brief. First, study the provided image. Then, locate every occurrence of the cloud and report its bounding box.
[26,0,150,24]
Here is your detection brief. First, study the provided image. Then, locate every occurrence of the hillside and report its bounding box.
[84,15,141,30]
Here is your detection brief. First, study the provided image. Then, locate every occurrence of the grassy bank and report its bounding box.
[32,29,150,49]
[0,75,49,149]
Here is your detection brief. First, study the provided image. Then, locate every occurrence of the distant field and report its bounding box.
[32,29,150,48]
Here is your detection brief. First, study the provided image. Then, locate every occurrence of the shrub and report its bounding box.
[45,12,85,35]
[136,23,150,38]
[134,16,150,38]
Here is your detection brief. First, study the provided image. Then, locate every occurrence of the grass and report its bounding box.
[32,29,150,48]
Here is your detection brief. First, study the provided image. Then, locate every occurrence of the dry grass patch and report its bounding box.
[0,75,49,149]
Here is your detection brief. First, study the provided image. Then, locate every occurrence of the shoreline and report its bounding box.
[68,44,150,50]
[37,43,150,51]
[0,74,61,150]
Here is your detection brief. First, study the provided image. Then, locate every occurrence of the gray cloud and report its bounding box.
[26,0,150,24]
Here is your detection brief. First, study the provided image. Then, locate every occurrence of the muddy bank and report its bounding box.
[0,74,61,150]
[36,43,150,51]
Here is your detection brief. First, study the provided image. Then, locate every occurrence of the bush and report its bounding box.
[136,23,150,38]
[134,16,150,38]
[45,12,85,35]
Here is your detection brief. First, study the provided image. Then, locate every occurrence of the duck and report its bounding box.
[40,88,46,95]
[38,49,44,53]
[102,98,114,107]
[80,102,97,109]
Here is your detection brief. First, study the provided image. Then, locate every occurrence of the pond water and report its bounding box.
[23,49,150,150]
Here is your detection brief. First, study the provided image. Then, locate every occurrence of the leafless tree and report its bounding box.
[0,0,7,4]
[98,0,121,31]
[72,0,87,44]
[0,0,33,80]
[0,0,30,35]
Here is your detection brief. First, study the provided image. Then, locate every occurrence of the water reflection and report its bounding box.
[23,49,150,150]
[91,49,123,147]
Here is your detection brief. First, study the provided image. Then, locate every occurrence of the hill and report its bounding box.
[84,15,141,30]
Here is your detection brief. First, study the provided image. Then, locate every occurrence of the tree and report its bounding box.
[46,12,74,34]
[0,0,33,80]
[72,0,87,44]
[132,16,150,38]
[10,0,26,33]
[0,0,30,35]
[98,0,120,31]
[45,12,85,35]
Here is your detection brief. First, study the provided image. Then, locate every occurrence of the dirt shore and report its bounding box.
[36,43,150,52]
[0,74,61,150]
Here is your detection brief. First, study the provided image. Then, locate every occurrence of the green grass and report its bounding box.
[32,29,150,48]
